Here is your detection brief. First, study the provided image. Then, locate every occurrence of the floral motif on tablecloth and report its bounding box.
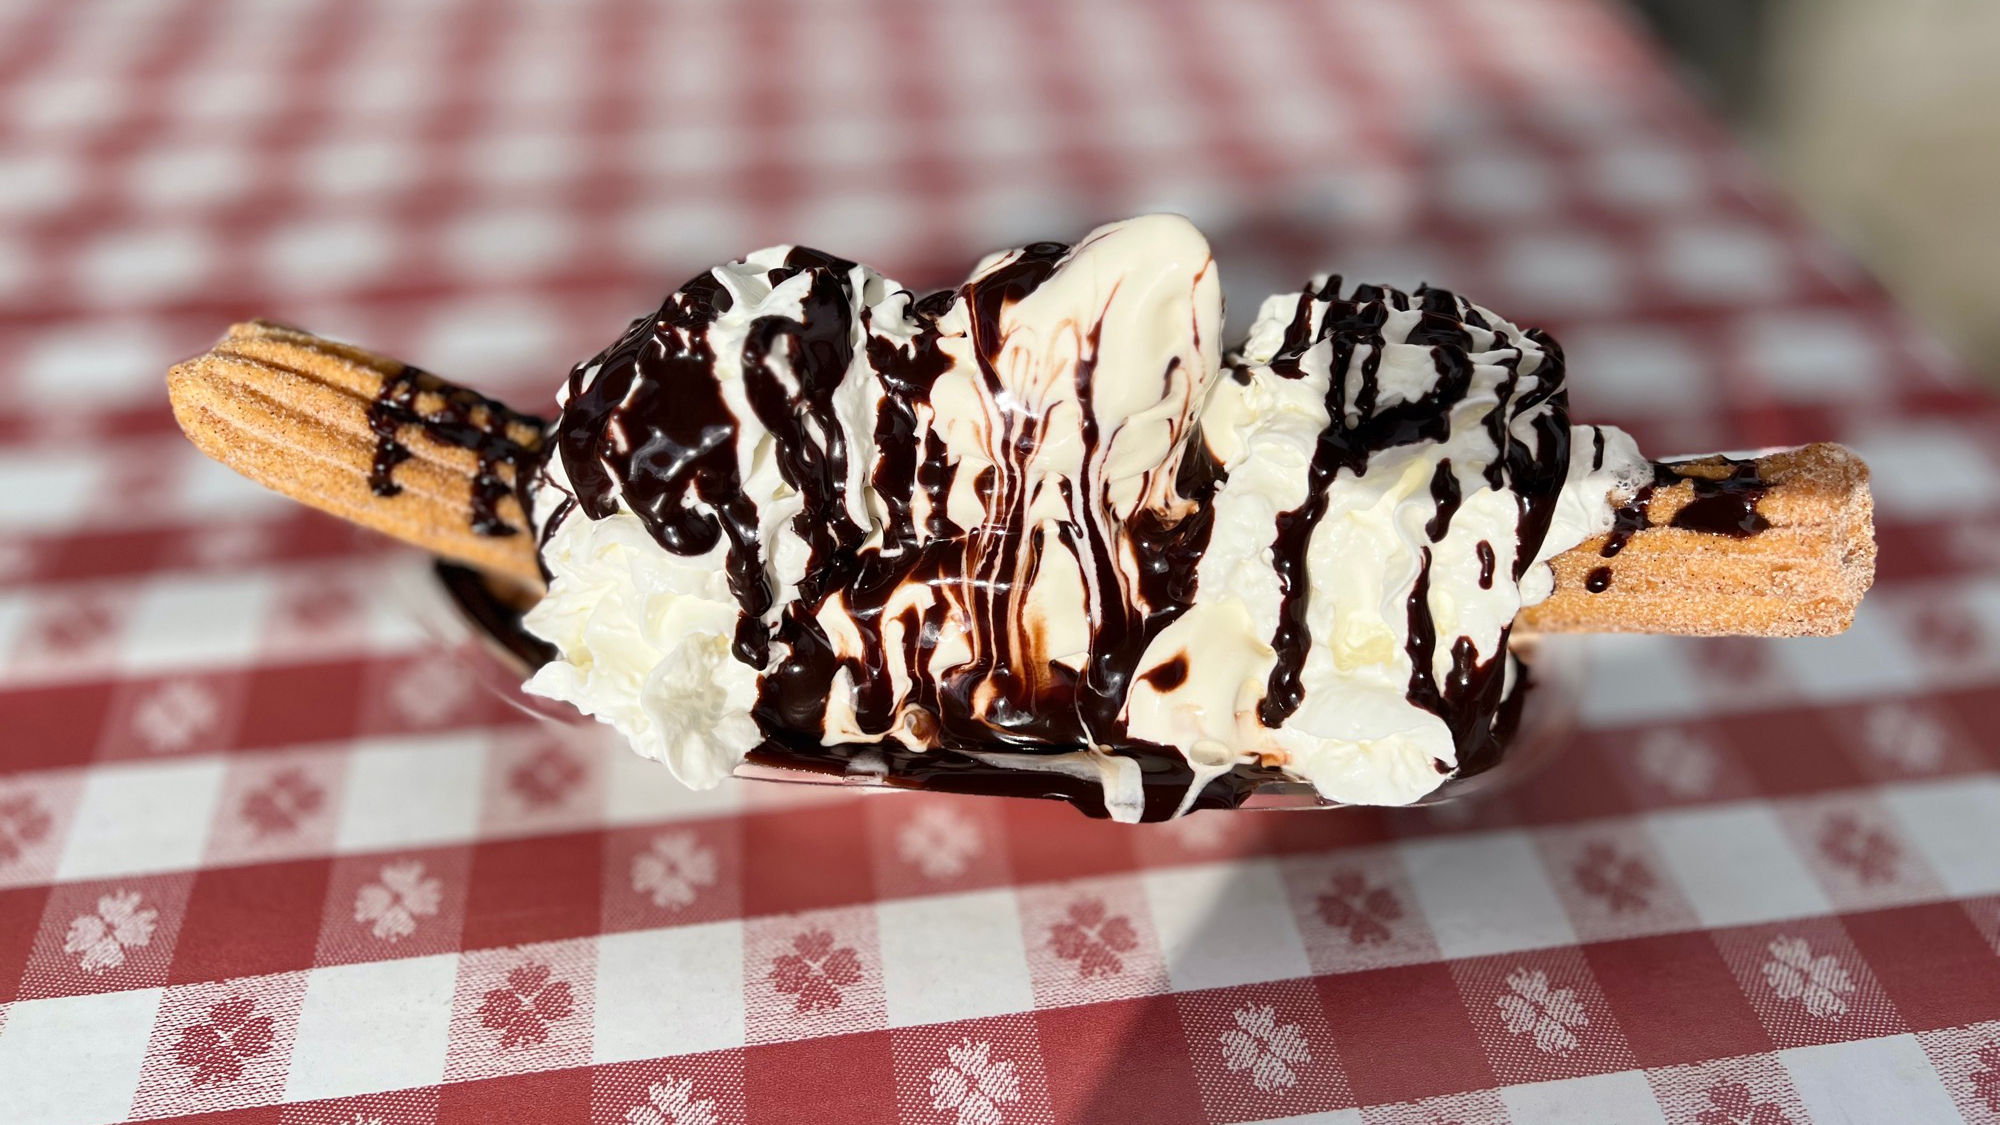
[769,929,862,1014]
[354,859,442,942]
[631,831,718,910]
[1761,936,1855,1018]
[1635,728,1720,798]
[174,996,275,1085]
[1572,842,1656,912]
[36,597,115,655]
[508,745,584,809]
[0,792,52,865]
[1816,813,1900,884]
[239,767,325,837]
[279,583,359,632]
[626,1075,721,1125]
[929,1039,1021,1125]
[1911,601,1984,661]
[1218,1003,1310,1091]
[897,805,982,879]
[1969,1040,2000,1113]
[131,678,223,753]
[389,658,475,726]
[1861,702,1949,774]
[1048,898,1137,978]
[64,888,157,973]
[1695,1081,1795,1125]
[1316,870,1402,945]
[477,961,575,1048]
[1495,968,1588,1054]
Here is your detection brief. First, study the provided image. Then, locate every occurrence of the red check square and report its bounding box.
[1841,901,2000,1032]
[4,679,115,771]
[1724,706,1863,797]
[237,660,368,750]
[171,859,332,985]
[0,884,50,1002]
[460,832,602,951]
[1586,931,1774,1067]
[1035,995,1207,1125]
[436,1065,595,1125]
[1316,963,1496,1106]
[739,802,875,918]
[744,1030,897,1125]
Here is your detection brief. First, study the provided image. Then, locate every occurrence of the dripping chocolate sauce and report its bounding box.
[536,261,1579,820]
[1669,459,1771,536]
[1250,282,1563,784]
[1142,654,1190,691]
[366,364,546,536]
[1598,455,1772,567]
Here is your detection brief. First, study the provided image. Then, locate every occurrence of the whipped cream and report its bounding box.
[524,215,1645,819]
[1126,283,1647,807]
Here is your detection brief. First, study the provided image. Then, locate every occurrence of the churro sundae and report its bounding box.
[168,215,1874,820]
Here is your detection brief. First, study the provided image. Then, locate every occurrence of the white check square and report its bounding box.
[593,922,746,1062]
[1645,805,1830,927]
[877,889,1035,1027]
[0,988,163,1125]
[121,572,274,674]
[284,954,458,1102]
[1500,1070,1669,1125]
[1782,1035,1960,1124]
[1882,775,2000,895]
[334,732,488,853]
[1141,860,1311,992]
[57,758,223,881]
[1400,831,1577,959]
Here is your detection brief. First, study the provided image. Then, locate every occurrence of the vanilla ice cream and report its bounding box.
[523,215,1646,820]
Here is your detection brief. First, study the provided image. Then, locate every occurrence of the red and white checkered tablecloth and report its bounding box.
[5,0,2000,1122]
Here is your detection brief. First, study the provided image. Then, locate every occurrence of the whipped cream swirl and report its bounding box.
[524,215,1645,819]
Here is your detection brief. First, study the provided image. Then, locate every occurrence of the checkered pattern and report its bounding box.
[3,0,1999,1121]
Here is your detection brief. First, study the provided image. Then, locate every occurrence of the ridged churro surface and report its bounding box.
[166,321,545,587]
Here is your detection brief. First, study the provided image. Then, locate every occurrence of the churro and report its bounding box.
[1520,444,1874,637]
[166,320,544,587]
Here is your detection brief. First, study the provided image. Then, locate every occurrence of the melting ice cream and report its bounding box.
[522,215,1647,820]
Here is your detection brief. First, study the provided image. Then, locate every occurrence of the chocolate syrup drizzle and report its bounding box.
[366,364,546,536]
[541,261,1587,819]
[1246,280,1568,776]
[1591,455,1772,590]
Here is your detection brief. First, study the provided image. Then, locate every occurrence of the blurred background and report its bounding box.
[5,0,1996,680]
[5,7,2000,1122]
[1,0,1988,431]
[1633,0,2000,385]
